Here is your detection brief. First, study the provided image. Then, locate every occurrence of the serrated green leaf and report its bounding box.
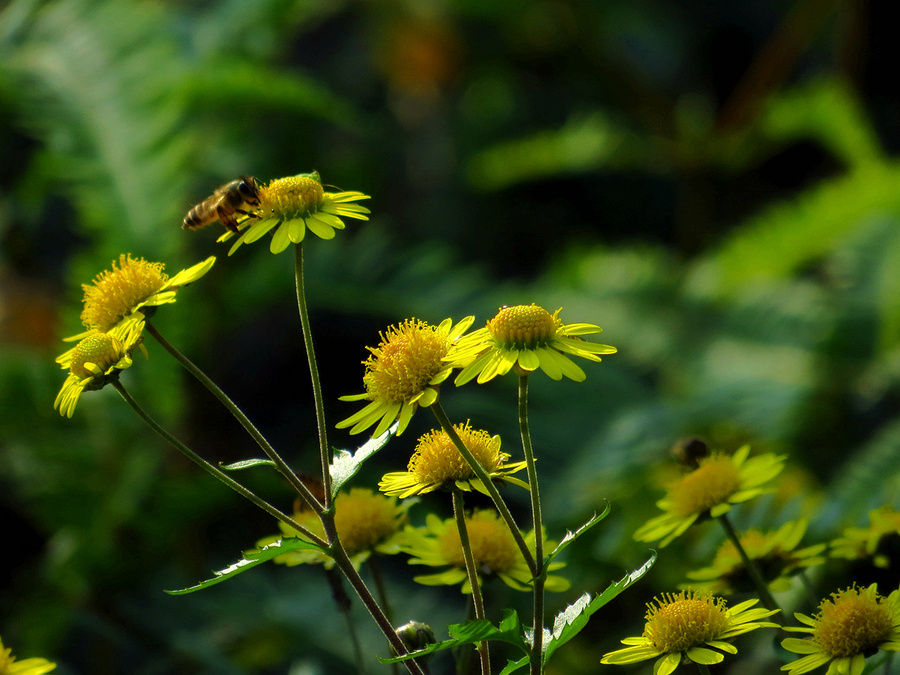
[379,610,528,664]
[329,423,396,495]
[544,502,610,569]
[218,458,277,471]
[498,656,530,675]
[164,538,323,595]
[542,552,656,663]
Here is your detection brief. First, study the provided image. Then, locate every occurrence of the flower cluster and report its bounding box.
[634,445,786,547]
[54,254,214,416]
[339,304,616,438]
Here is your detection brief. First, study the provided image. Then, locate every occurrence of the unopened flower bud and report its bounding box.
[395,620,436,655]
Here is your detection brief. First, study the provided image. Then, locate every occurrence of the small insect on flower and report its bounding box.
[183,176,262,234]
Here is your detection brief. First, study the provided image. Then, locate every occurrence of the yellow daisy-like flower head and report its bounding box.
[336,316,475,437]
[54,321,145,418]
[685,519,827,594]
[447,303,616,385]
[0,636,56,675]
[601,590,779,675]
[633,445,786,547]
[73,254,215,336]
[217,172,371,255]
[830,506,900,570]
[781,583,900,675]
[258,488,409,570]
[379,421,529,498]
[400,509,569,594]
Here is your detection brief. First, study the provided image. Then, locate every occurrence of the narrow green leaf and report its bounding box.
[330,423,396,495]
[164,538,323,595]
[543,552,656,663]
[543,502,611,569]
[218,458,277,471]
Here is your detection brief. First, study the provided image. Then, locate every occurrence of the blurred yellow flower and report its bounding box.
[0,636,56,674]
[257,488,409,570]
[685,519,826,594]
[634,445,786,547]
[830,505,900,569]
[400,510,568,594]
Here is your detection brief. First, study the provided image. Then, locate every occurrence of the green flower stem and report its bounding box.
[368,555,394,625]
[324,532,426,675]
[145,320,323,513]
[431,401,537,576]
[112,380,326,547]
[797,570,819,611]
[696,663,712,675]
[368,556,400,675]
[294,243,333,508]
[324,567,367,674]
[718,513,781,612]
[452,488,490,675]
[518,375,545,675]
[290,246,422,673]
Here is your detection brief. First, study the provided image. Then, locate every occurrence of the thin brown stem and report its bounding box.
[718,513,781,613]
[112,380,325,547]
[145,320,322,513]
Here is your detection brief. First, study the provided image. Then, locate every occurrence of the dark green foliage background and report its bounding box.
[2,0,899,673]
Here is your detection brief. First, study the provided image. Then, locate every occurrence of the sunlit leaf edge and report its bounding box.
[543,552,656,663]
[543,501,611,570]
[330,422,397,496]
[164,538,323,595]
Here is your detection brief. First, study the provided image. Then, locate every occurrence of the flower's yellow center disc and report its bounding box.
[409,423,503,485]
[261,175,325,219]
[644,592,730,652]
[70,333,123,378]
[814,586,892,656]
[81,254,166,331]
[669,454,741,517]
[439,511,518,573]
[363,320,449,403]
[487,304,558,348]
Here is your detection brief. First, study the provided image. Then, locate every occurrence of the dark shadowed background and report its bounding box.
[2,0,899,673]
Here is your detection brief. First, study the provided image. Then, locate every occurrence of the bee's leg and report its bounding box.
[217,206,240,234]
[234,208,259,228]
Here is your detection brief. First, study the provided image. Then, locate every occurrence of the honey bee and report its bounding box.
[183,176,262,234]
